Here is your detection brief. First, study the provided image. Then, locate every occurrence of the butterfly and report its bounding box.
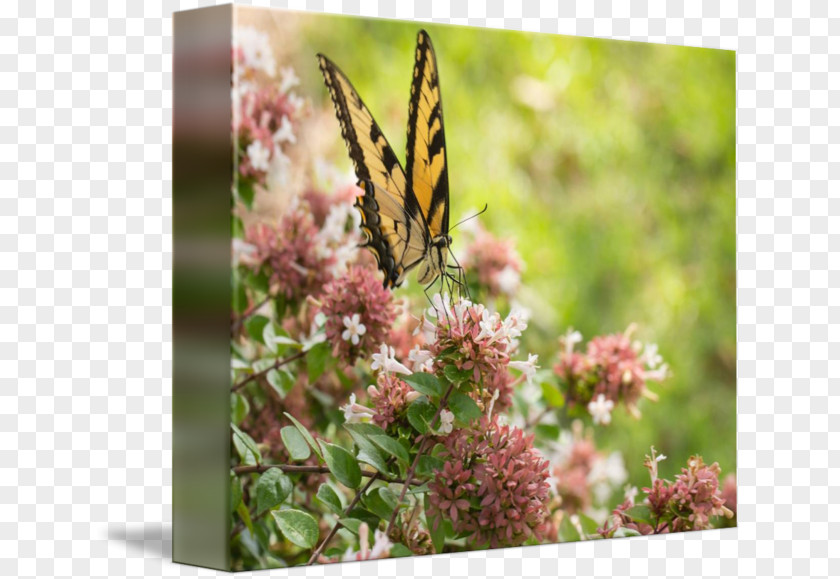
[318,30,467,296]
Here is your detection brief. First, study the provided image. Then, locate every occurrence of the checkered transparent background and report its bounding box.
[0,0,835,577]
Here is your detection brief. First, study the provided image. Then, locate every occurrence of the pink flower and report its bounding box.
[461,223,524,300]
[427,414,551,549]
[366,373,416,430]
[319,266,398,366]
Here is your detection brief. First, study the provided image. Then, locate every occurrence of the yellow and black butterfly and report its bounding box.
[318,30,466,295]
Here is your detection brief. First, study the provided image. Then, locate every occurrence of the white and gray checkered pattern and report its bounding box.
[0,0,834,577]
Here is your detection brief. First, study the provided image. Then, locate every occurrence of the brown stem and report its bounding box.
[231,350,306,392]
[232,464,424,486]
[231,294,273,335]
[524,407,551,430]
[385,382,456,535]
[307,474,380,565]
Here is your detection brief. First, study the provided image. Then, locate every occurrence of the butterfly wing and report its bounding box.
[405,30,450,238]
[318,54,430,288]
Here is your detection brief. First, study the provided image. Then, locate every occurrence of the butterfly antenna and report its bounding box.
[449,204,489,232]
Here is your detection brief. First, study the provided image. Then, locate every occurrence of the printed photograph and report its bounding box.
[228,7,736,570]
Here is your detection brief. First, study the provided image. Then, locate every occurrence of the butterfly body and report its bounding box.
[318,30,459,292]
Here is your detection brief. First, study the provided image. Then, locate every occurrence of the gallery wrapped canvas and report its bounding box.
[173,4,735,571]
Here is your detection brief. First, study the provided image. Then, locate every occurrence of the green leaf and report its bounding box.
[230,472,243,513]
[344,422,388,437]
[316,483,343,515]
[578,513,600,537]
[368,434,409,465]
[271,509,319,549]
[283,412,323,462]
[231,392,249,426]
[338,517,365,535]
[363,487,399,521]
[389,543,412,557]
[237,501,253,535]
[425,494,445,553]
[446,391,482,423]
[266,368,294,398]
[541,381,565,408]
[355,448,391,477]
[443,364,472,383]
[613,527,642,538]
[238,179,255,210]
[245,315,270,345]
[344,423,391,475]
[320,441,362,489]
[231,423,261,466]
[255,468,293,514]
[416,454,444,477]
[559,515,582,542]
[307,341,331,383]
[625,505,654,526]
[402,372,442,398]
[281,426,311,461]
[407,397,436,434]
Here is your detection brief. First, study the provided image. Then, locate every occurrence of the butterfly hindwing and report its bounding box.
[406,30,450,238]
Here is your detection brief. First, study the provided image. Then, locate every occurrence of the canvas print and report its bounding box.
[227,7,735,570]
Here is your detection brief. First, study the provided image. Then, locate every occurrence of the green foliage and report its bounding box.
[283,412,323,462]
[255,468,293,514]
[319,441,363,489]
[271,509,320,549]
[280,426,311,461]
[402,372,442,398]
[446,391,482,423]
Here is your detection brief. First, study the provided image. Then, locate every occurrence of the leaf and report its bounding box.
[245,315,270,345]
[230,392,249,426]
[402,372,442,398]
[230,472,242,513]
[316,483,343,515]
[231,423,261,466]
[344,423,391,475]
[307,341,331,383]
[416,454,444,477]
[407,397,436,434]
[338,517,365,535]
[368,434,409,465]
[363,487,399,521]
[541,381,565,408]
[578,513,600,537]
[320,441,362,489]
[443,364,472,383]
[613,527,642,538]
[389,543,412,557]
[238,179,255,210]
[625,505,654,526]
[559,515,582,542]
[271,509,319,549]
[255,468,293,514]
[355,448,391,477]
[280,426,311,461]
[266,368,294,398]
[283,412,323,462]
[425,494,445,553]
[446,391,482,423]
[237,501,253,535]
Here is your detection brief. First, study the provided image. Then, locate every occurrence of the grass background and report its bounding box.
[254,10,736,486]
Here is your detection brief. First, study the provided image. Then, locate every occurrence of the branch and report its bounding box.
[524,407,551,430]
[385,381,456,534]
[233,463,424,486]
[231,350,306,392]
[307,474,380,565]
[231,294,273,335]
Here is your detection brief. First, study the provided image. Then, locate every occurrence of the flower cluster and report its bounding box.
[427,414,551,549]
[554,326,668,423]
[365,371,420,430]
[317,522,393,564]
[232,27,303,191]
[319,266,398,366]
[599,448,733,537]
[421,295,536,412]
[461,222,524,301]
[546,424,627,514]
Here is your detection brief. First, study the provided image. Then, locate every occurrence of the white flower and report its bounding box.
[370,344,411,375]
[341,314,366,346]
[587,394,614,425]
[272,115,296,145]
[641,343,663,369]
[235,26,276,77]
[287,92,304,113]
[509,353,539,385]
[232,238,258,266]
[266,148,291,187]
[408,345,434,373]
[588,451,627,504]
[319,202,355,244]
[340,393,375,424]
[279,66,300,93]
[495,265,520,296]
[246,140,271,172]
[563,327,583,357]
[426,292,451,320]
[369,528,393,559]
[438,409,455,434]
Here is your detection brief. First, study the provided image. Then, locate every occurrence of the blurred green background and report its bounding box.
[272,12,736,485]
